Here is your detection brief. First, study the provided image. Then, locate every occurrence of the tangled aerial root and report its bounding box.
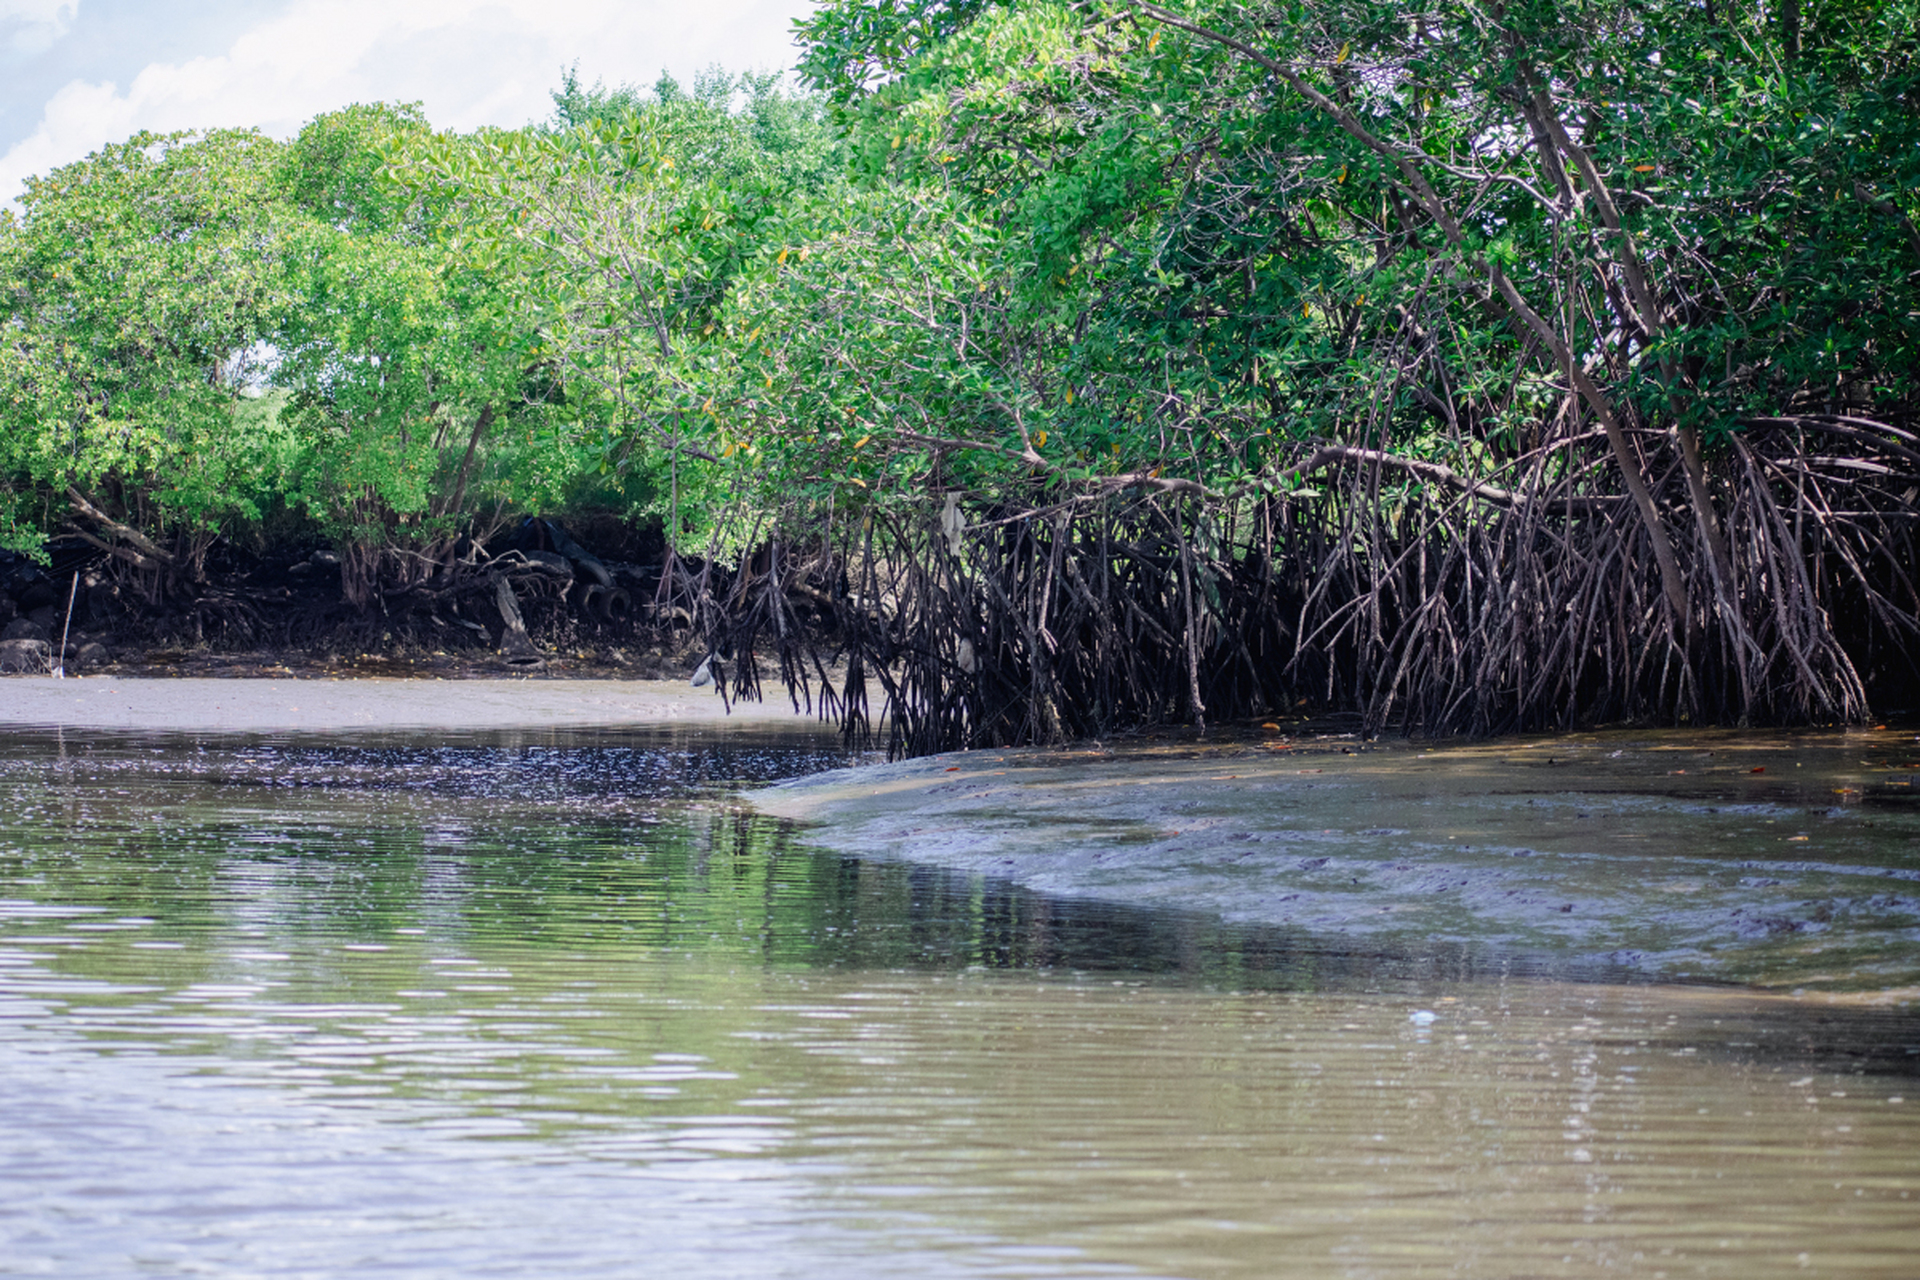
[692,416,1916,757]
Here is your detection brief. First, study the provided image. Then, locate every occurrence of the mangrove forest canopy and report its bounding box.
[1,0,1917,751]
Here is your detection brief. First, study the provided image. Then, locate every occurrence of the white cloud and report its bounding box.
[2,0,78,56]
[1,0,810,205]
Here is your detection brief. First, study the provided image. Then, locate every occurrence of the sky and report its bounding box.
[0,0,816,204]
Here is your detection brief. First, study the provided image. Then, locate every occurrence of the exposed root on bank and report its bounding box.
[22,416,1914,758]
[759,413,1919,756]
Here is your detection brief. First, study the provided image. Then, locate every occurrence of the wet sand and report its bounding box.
[0,675,816,732]
[752,727,1920,991]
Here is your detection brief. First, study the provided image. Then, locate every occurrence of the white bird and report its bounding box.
[690,656,713,688]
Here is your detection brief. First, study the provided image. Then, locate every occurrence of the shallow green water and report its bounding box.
[2,726,1917,1278]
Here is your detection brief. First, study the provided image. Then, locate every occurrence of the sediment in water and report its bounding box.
[751,725,1920,992]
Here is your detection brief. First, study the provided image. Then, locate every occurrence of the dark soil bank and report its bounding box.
[0,519,703,681]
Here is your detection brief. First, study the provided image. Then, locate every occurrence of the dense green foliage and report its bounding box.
[779,0,1920,484]
[775,0,1917,740]
[1,2,1915,737]
[774,0,1920,738]
[420,68,846,562]
[0,70,843,587]
[0,129,297,566]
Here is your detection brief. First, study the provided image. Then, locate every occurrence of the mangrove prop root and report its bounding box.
[89,414,1906,755]
[707,417,1916,756]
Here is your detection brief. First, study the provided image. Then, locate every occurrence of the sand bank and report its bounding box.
[0,675,815,733]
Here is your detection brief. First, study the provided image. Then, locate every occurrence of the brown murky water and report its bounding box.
[2,726,1916,1278]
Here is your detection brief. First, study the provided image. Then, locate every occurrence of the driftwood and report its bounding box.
[491,573,543,664]
[64,488,176,571]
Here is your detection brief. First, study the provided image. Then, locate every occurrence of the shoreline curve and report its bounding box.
[0,675,819,733]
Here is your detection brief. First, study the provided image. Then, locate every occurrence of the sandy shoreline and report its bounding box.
[0,674,820,732]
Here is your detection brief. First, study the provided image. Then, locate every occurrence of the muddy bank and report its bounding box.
[0,675,819,733]
[752,727,1920,993]
[0,524,715,683]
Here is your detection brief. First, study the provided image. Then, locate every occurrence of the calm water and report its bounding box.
[1,726,1916,1278]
